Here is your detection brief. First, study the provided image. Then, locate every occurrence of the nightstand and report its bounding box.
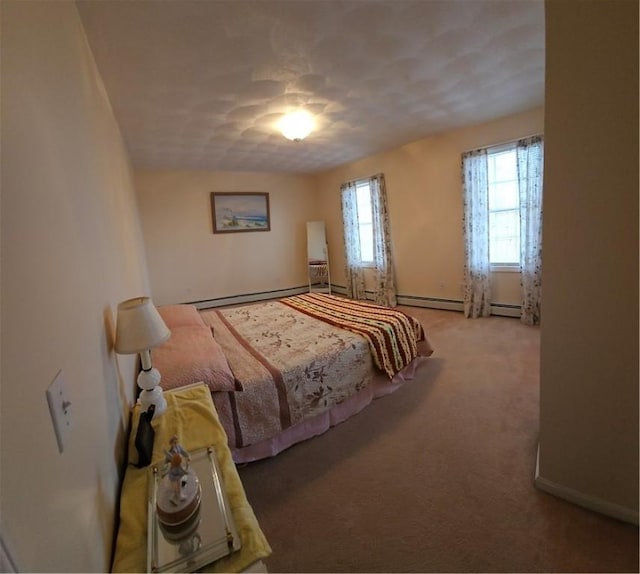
[111,383,271,573]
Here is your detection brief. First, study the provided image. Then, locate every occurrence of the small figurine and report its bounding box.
[167,453,189,504]
[163,434,190,471]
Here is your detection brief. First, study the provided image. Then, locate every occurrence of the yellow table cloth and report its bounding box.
[111,384,272,573]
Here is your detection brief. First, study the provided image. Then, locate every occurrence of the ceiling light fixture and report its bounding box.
[279,110,314,141]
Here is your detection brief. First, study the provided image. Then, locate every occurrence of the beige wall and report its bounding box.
[314,108,544,309]
[135,170,318,305]
[1,2,150,571]
[538,0,638,520]
[137,109,542,311]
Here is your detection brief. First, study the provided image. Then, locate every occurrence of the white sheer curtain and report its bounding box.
[517,136,544,326]
[369,174,397,307]
[341,180,367,301]
[461,149,491,318]
[340,173,397,307]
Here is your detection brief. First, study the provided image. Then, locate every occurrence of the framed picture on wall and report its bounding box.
[210,192,271,233]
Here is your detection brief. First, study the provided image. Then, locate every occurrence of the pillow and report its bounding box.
[152,325,238,393]
[158,305,206,329]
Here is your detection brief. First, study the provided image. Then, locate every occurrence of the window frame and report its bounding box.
[353,179,376,267]
[486,143,521,271]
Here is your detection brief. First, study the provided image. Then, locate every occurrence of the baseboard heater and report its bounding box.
[189,286,308,309]
[189,285,522,318]
[396,294,521,317]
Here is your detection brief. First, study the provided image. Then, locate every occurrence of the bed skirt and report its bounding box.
[229,355,429,464]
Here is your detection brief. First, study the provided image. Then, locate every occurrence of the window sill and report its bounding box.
[491,265,520,273]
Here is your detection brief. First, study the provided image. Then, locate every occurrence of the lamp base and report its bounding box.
[136,366,166,418]
[138,386,167,418]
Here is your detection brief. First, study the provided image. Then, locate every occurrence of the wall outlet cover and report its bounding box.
[46,370,72,453]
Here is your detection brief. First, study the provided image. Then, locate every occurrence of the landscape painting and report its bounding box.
[211,192,271,233]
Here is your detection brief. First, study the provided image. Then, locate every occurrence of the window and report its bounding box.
[341,173,397,305]
[354,179,374,264]
[462,135,543,321]
[487,146,520,267]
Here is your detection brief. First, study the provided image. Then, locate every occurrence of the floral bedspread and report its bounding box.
[199,301,374,449]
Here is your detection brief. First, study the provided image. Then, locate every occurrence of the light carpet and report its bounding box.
[237,308,638,573]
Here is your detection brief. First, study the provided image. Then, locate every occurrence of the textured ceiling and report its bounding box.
[77,0,545,174]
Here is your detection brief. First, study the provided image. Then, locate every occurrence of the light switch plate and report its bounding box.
[46,370,72,453]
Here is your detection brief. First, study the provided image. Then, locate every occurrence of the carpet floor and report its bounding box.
[237,307,639,573]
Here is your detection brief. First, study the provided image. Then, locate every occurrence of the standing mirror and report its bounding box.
[306,221,331,294]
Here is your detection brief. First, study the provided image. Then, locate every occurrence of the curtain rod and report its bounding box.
[461,132,543,155]
[341,172,383,188]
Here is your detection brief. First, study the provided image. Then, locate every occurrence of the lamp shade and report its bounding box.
[114,297,170,354]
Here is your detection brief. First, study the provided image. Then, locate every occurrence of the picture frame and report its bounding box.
[210,192,271,233]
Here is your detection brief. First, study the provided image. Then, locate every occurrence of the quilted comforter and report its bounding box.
[199,295,431,451]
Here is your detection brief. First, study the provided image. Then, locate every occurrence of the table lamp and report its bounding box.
[115,296,171,417]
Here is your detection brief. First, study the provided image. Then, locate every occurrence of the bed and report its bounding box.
[153,293,433,463]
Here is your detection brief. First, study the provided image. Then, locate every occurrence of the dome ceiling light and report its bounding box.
[279,110,314,141]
